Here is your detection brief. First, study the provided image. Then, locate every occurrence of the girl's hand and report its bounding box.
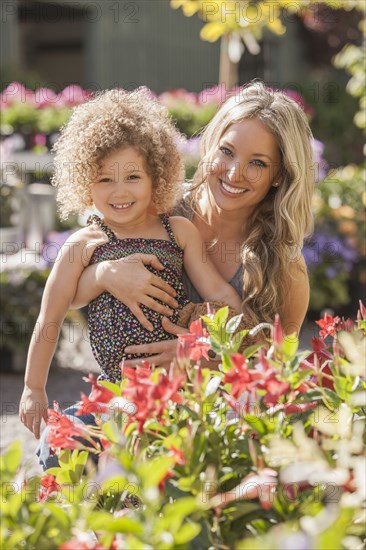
[19,387,49,440]
[96,254,179,331]
[123,317,188,368]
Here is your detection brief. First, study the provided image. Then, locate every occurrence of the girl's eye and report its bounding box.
[219,146,232,157]
[98,177,113,183]
[250,159,267,168]
[127,174,140,181]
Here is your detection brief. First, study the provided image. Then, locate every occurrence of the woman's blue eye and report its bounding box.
[250,159,267,168]
[219,146,232,156]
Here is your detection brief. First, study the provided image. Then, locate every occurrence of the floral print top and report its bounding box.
[87,214,190,382]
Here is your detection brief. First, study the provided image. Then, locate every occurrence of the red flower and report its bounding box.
[158,470,174,492]
[306,337,335,390]
[122,368,185,433]
[262,377,290,407]
[316,313,341,339]
[273,314,284,346]
[39,474,60,502]
[47,407,96,451]
[75,374,116,416]
[122,362,152,383]
[178,318,211,361]
[223,354,262,399]
[283,401,318,415]
[169,445,186,466]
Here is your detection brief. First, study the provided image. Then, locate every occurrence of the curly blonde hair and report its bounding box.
[192,81,315,325]
[52,88,185,219]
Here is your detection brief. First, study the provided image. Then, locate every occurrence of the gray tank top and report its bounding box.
[172,193,244,303]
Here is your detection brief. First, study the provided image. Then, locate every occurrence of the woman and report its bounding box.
[72,81,315,367]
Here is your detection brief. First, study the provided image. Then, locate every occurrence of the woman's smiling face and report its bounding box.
[206,118,282,213]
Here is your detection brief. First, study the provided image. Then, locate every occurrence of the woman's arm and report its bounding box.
[19,231,91,438]
[281,255,310,337]
[172,217,242,312]
[70,253,180,331]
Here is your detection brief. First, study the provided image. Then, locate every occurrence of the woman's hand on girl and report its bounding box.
[123,317,188,368]
[95,253,179,331]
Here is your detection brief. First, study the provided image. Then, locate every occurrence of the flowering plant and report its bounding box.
[305,164,365,312]
[2,304,365,549]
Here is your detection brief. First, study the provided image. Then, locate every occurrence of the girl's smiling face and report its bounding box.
[206,118,282,214]
[91,147,153,229]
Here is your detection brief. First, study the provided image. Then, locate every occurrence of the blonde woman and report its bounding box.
[72,81,315,367]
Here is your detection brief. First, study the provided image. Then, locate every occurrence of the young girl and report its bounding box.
[19,88,242,439]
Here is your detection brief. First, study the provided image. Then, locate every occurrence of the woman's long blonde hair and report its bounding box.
[192,81,315,325]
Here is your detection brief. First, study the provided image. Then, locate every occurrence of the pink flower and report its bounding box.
[59,85,92,107]
[358,300,366,320]
[1,82,35,106]
[198,85,225,105]
[34,88,58,108]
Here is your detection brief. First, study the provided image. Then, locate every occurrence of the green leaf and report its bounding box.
[221,353,233,373]
[204,376,221,398]
[243,414,267,435]
[87,512,143,534]
[225,314,243,334]
[0,441,22,476]
[101,475,132,496]
[98,380,121,396]
[71,450,89,467]
[138,456,175,487]
[177,474,198,492]
[102,418,125,444]
[163,496,201,519]
[180,404,200,420]
[318,507,355,550]
[213,307,229,332]
[242,344,261,358]
[44,503,70,530]
[334,375,357,400]
[282,334,299,360]
[231,330,249,352]
[58,449,72,469]
[174,522,202,544]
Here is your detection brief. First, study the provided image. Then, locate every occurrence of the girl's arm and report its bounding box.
[70,254,179,331]
[172,217,243,312]
[19,230,94,439]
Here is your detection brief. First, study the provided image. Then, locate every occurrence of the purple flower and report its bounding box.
[303,229,359,271]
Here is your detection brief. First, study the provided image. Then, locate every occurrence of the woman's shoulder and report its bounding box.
[171,186,194,220]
